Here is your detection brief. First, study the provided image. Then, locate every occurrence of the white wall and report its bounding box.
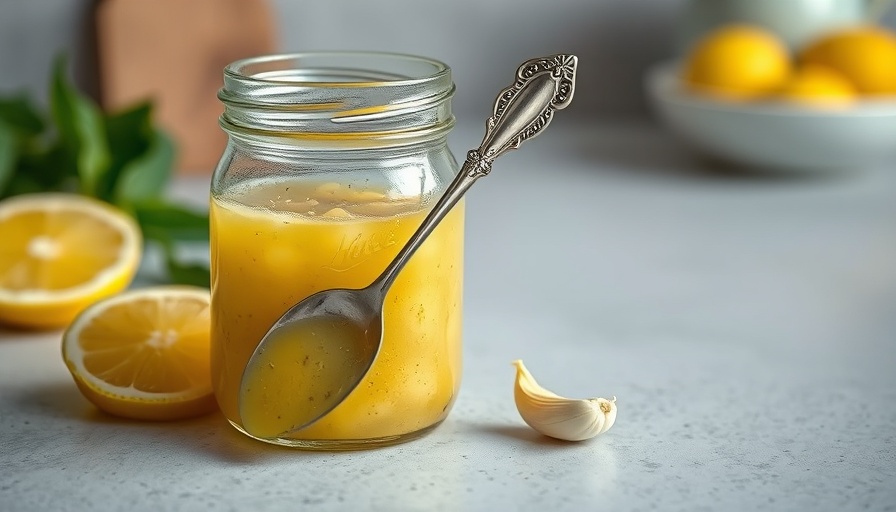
[2,0,895,120]
[0,0,683,120]
[268,0,683,119]
[0,0,99,102]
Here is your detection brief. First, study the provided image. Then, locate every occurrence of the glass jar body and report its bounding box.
[209,53,463,449]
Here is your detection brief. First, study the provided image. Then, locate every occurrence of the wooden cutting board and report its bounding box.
[96,0,277,174]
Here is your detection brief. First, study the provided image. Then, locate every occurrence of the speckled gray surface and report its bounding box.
[2,121,895,511]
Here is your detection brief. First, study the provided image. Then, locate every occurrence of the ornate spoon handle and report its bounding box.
[475,54,578,171]
[373,54,579,295]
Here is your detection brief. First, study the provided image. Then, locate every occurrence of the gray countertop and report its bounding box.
[2,120,895,511]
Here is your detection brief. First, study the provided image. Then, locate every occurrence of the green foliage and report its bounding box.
[0,56,210,287]
[50,57,110,197]
[133,199,212,287]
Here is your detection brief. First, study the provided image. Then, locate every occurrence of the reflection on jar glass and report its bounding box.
[210,52,463,449]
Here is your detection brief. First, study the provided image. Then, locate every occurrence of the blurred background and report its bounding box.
[1,0,896,172]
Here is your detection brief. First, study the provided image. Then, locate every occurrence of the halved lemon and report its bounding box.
[0,193,142,329]
[61,286,217,420]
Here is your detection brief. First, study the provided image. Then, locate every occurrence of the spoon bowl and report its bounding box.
[239,54,579,440]
[239,288,383,439]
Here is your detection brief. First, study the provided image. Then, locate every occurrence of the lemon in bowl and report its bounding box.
[647,23,896,173]
[778,65,857,107]
[682,24,792,100]
[647,63,896,172]
[800,25,896,96]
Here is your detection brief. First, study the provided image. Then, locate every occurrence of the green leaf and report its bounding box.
[133,199,209,243]
[102,102,153,202]
[114,129,175,205]
[134,199,211,287]
[143,232,210,288]
[15,142,78,192]
[106,102,152,149]
[4,173,44,196]
[0,122,16,195]
[0,95,45,136]
[164,257,211,288]
[0,94,51,198]
[50,56,110,197]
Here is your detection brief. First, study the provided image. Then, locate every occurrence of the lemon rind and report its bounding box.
[61,286,214,404]
[0,193,142,304]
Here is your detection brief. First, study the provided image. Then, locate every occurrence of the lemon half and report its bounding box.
[61,286,217,420]
[0,193,142,329]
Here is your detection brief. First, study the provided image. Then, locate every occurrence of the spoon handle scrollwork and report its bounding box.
[373,54,578,295]
[473,54,578,175]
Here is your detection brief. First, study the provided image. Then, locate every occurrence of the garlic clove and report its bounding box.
[513,359,617,442]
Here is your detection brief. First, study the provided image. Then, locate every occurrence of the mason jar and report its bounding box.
[210,53,463,449]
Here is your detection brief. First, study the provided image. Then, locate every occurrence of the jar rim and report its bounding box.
[223,51,451,89]
[218,52,455,145]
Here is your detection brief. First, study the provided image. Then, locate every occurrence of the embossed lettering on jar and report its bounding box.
[210,53,463,449]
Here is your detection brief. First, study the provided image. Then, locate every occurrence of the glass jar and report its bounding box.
[210,53,463,449]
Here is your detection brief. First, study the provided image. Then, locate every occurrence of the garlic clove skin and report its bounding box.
[513,359,617,442]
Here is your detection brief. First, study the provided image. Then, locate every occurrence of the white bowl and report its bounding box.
[646,62,896,172]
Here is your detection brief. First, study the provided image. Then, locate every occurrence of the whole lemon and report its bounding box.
[800,25,896,95]
[683,24,792,100]
[779,65,856,107]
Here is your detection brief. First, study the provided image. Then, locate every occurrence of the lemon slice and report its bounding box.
[0,193,142,329]
[61,286,217,420]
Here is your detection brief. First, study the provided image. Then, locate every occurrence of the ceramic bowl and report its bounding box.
[646,62,896,172]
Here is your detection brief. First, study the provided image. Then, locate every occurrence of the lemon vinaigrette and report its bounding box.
[238,315,373,439]
[210,178,464,444]
[212,53,464,448]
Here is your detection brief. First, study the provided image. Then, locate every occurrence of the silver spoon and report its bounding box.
[238,54,578,440]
